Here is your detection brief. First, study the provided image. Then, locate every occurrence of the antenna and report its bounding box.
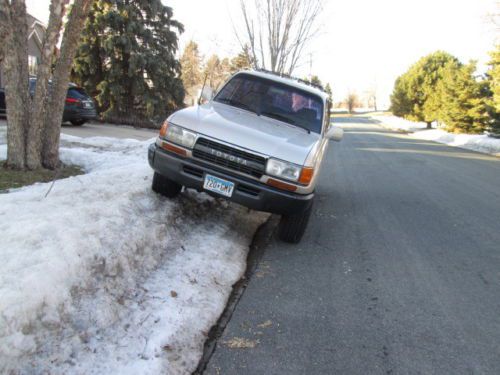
[198,74,208,105]
[309,53,313,81]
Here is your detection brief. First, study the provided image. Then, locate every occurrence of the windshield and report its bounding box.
[214,73,324,134]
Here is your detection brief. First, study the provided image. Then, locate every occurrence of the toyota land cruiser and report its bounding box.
[148,70,343,243]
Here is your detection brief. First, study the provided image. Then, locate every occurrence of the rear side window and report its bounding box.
[67,87,89,100]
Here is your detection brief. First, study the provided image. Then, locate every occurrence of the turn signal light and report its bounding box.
[161,142,187,157]
[298,167,314,185]
[266,178,297,192]
[159,121,168,137]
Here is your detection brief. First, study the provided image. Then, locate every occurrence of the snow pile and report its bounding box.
[409,129,500,157]
[372,114,429,132]
[0,124,267,374]
[372,115,500,157]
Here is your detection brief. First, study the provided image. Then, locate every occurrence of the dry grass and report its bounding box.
[0,162,83,192]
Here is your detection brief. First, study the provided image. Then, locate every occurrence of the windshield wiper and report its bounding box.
[260,111,311,134]
[216,98,256,114]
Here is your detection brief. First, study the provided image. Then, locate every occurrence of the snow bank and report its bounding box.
[372,114,429,132]
[409,129,500,157]
[0,123,267,374]
[372,115,500,157]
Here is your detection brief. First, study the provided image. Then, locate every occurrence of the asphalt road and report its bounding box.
[205,116,500,375]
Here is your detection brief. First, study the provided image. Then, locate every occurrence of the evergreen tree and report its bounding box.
[390,76,412,117]
[390,51,460,128]
[438,61,489,134]
[204,54,230,91]
[485,45,500,133]
[310,75,322,87]
[325,83,333,107]
[73,0,185,124]
[180,40,202,92]
[230,45,253,73]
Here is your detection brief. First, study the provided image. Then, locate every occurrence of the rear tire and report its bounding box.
[71,119,86,126]
[278,199,314,244]
[152,172,182,198]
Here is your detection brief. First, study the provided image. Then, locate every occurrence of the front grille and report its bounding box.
[237,184,260,196]
[183,165,203,178]
[193,138,266,178]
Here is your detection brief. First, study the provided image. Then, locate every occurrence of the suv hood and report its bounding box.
[169,102,320,165]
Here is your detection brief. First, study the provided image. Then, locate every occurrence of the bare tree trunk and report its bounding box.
[27,0,65,169]
[238,0,322,74]
[42,0,92,169]
[0,0,30,170]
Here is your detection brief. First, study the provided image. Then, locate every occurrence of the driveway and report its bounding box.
[0,119,157,141]
[205,116,500,374]
[61,122,157,140]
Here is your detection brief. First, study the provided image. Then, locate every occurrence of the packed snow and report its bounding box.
[0,121,268,374]
[372,115,500,157]
[371,114,429,132]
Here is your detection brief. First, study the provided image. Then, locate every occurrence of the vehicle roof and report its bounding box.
[235,70,329,102]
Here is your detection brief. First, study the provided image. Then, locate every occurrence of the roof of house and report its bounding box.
[27,13,46,49]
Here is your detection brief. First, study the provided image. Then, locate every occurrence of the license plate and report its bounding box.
[84,102,93,108]
[203,174,234,197]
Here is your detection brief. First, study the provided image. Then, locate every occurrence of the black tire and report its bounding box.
[71,119,86,126]
[277,199,314,243]
[152,172,182,198]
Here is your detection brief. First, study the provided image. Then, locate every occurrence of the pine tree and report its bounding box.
[72,0,185,124]
[230,45,253,73]
[325,83,333,106]
[204,54,230,91]
[485,45,500,133]
[390,76,412,117]
[438,61,489,134]
[390,51,460,128]
[71,1,106,109]
[310,75,322,87]
[180,40,202,92]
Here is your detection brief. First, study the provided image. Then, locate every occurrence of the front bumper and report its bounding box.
[148,144,313,215]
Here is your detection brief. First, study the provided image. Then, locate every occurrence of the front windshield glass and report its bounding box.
[214,73,324,134]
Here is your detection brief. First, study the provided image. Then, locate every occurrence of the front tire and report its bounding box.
[152,172,182,198]
[277,199,314,243]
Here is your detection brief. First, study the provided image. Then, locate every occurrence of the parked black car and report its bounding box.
[0,78,97,126]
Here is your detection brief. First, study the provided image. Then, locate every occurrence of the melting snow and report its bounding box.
[0,123,267,374]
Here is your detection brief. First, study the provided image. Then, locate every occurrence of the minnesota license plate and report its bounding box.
[203,174,234,197]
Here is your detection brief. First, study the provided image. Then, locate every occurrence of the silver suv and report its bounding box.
[148,70,343,243]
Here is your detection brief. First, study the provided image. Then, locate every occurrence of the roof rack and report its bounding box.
[254,68,325,92]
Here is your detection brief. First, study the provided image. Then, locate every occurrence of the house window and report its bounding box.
[28,55,38,76]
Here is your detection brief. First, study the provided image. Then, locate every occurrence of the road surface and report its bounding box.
[205,116,500,375]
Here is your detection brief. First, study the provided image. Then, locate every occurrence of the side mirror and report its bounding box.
[199,86,214,104]
[325,126,343,142]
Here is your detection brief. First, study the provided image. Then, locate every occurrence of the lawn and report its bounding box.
[0,162,83,191]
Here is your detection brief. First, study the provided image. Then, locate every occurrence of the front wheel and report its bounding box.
[152,172,182,198]
[277,199,314,243]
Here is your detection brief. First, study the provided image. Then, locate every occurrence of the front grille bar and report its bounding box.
[193,138,266,178]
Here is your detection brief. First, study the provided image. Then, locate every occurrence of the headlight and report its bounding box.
[160,122,197,148]
[266,158,302,182]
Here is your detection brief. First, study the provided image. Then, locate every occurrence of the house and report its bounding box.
[0,14,46,87]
